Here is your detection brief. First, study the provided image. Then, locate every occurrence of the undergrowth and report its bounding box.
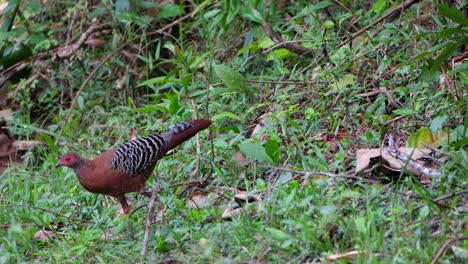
[0,0,467,263]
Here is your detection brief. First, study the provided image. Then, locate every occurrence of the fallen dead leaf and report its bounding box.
[222,191,262,219]
[356,147,434,176]
[186,190,220,209]
[34,230,56,243]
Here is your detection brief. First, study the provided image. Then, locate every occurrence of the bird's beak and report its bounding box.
[55,161,63,168]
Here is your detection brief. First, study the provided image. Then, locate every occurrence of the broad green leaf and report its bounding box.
[265,139,279,165]
[436,3,468,26]
[355,217,367,234]
[430,115,448,132]
[333,74,355,92]
[265,227,291,241]
[448,62,468,76]
[393,108,414,117]
[225,0,241,25]
[158,4,185,18]
[418,205,430,219]
[213,64,251,94]
[239,142,273,164]
[138,76,180,86]
[115,0,130,12]
[430,41,460,74]
[407,127,434,148]
[239,7,264,23]
[212,112,241,121]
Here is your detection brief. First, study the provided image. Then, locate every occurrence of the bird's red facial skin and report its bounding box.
[60,153,75,166]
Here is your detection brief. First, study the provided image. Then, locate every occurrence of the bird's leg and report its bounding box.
[118,195,130,215]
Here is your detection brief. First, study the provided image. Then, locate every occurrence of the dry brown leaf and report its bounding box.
[355,149,381,173]
[34,230,56,243]
[221,191,262,219]
[356,147,433,175]
[186,190,220,209]
[382,147,432,175]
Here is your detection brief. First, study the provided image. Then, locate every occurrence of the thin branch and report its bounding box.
[431,235,468,264]
[413,189,468,211]
[140,182,161,261]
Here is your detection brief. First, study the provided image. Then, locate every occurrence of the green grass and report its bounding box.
[1,0,467,263]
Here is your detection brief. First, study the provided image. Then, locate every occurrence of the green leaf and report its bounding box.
[354,217,367,234]
[265,139,279,165]
[115,0,130,12]
[333,74,355,92]
[42,133,58,152]
[212,112,241,121]
[418,205,430,219]
[448,62,468,76]
[213,64,251,94]
[265,227,291,241]
[430,115,448,132]
[158,4,185,18]
[238,142,273,164]
[436,3,468,26]
[407,127,434,148]
[239,7,264,23]
[393,108,414,117]
[168,95,181,115]
[430,41,459,74]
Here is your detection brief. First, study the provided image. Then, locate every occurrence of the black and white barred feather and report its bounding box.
[110,121,196,177]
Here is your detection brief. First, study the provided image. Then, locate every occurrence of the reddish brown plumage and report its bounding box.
[56,119,211,214]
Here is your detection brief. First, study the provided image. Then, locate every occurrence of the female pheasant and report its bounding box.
[56,119,211,214]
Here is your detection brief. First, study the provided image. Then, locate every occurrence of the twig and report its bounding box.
[7,73,39,99]
[189,98,201,178]
[247,79,316,85]
[384,136,441,177]
[431,235,468,264]
[261,22,315,58]
[140,182,161,261]
[413,189,468,211]
[357,88,403,109]
[421,143,455,159]
[348,0,421,42]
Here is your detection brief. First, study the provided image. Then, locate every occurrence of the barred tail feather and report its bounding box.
[164,119,212,151]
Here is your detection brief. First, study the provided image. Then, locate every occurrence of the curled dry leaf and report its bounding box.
[221,191,262,219]
[356,147,437,177]
[355,149,381,173]
[34,229,56,243]
[186,188,224,209]
[250,112,273,139]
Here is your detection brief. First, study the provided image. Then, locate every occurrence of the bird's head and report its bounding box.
[56,153,82,169]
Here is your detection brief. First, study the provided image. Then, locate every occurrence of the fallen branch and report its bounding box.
[431,235,468,264]
[261,22,316,58]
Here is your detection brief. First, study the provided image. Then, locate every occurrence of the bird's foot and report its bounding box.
[123,207,130,215]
